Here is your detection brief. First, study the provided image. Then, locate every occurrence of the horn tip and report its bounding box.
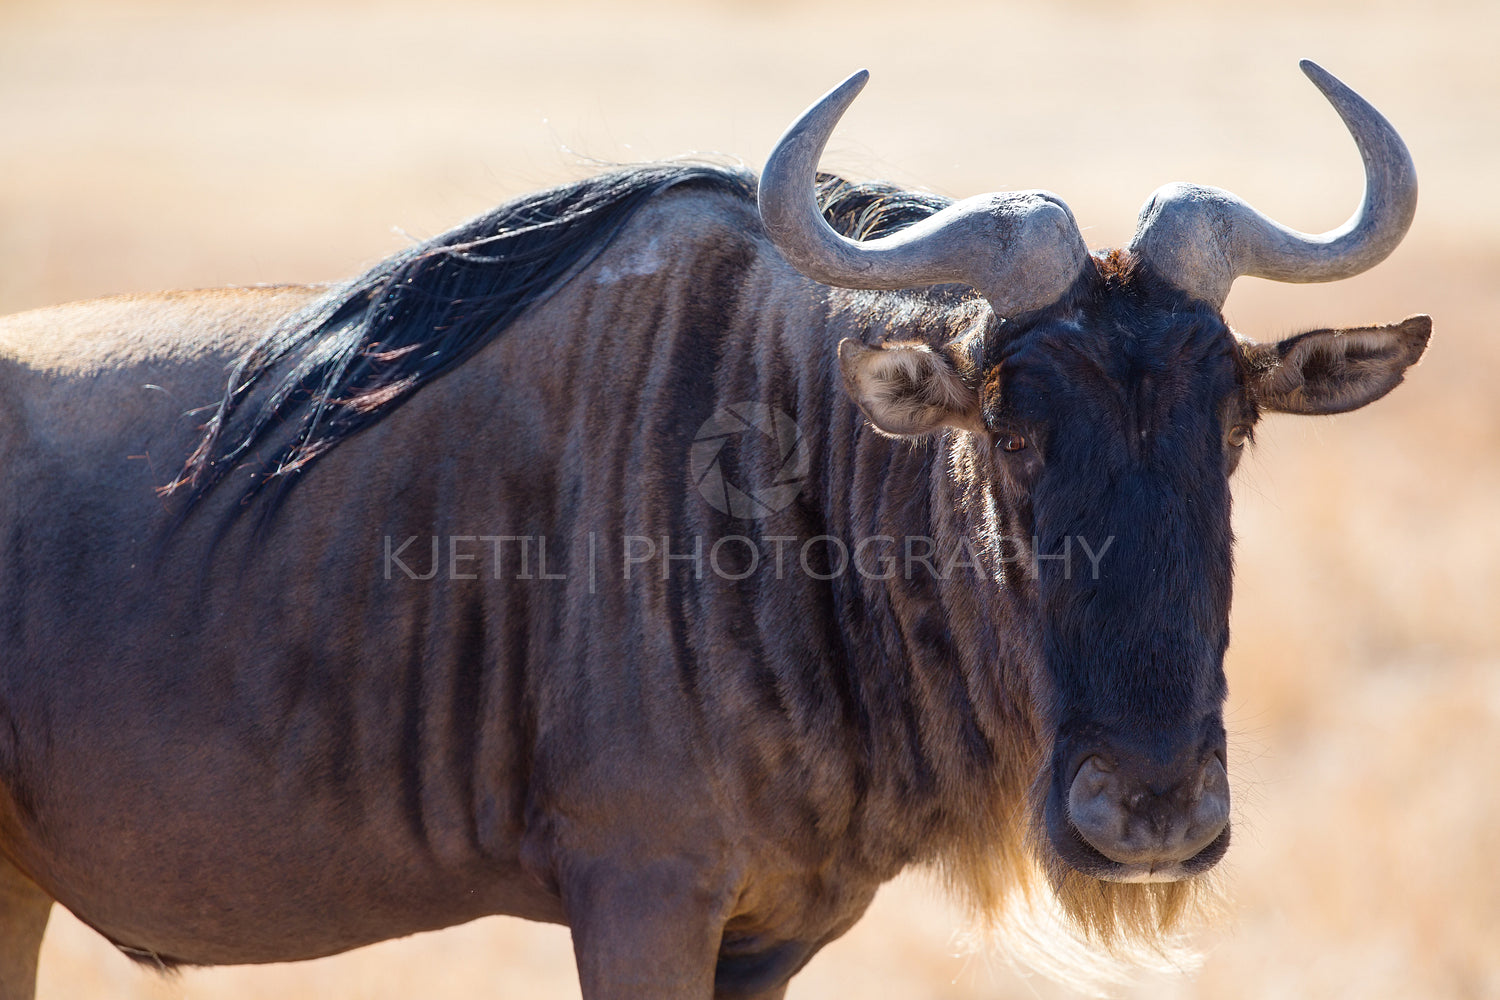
[1298,59,1339,92]
[840,68,871,94]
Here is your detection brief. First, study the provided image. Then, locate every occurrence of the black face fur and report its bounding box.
[977,265,1242,879]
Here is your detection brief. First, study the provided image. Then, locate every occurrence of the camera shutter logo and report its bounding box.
[690,403,808,519]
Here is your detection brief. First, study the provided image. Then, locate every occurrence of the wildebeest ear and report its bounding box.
[837,338,983,436]
[1245,314,1431,415]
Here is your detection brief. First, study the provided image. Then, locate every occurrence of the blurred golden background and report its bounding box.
[2,0,1496,997]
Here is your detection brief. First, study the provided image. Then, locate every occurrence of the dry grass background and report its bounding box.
[2,0,1497,997]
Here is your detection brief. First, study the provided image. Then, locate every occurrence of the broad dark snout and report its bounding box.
[1066,755,1230,881]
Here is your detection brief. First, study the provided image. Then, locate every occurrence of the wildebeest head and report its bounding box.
[759,64,1427,898]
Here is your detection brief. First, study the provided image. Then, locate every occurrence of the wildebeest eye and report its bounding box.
[1227,424,1252,447]
[998,433,1028,453]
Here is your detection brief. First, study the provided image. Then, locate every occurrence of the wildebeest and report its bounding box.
[0,60,1426,998]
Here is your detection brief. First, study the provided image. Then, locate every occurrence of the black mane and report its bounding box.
[167,163,954,515]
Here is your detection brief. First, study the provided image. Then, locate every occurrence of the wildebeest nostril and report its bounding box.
[1067,756,1230,869]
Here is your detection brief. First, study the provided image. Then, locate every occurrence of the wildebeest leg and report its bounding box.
[730,987,788,1000]
[563,859,728,1000]
[0,857,51,1000]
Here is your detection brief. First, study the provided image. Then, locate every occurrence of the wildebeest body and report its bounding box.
[0,62,1431,1000]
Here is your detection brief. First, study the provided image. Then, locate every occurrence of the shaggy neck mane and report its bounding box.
[164,163,954,517]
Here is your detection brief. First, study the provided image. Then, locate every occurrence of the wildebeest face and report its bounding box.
[987,296,1240,885]
[839,290,1430,884]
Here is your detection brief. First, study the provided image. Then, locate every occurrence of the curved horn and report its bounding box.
[1128,60,1417,306]
[758,70,1090,317]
